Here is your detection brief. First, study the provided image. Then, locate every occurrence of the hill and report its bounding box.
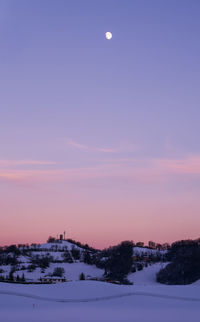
[0,239,167,284]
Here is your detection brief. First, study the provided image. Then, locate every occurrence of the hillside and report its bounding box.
[0,240,102,282]
[0,240,167,283]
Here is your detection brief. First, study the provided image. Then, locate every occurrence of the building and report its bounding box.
[40,277,66,283]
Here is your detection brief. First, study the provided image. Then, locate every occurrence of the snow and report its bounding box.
[0,264,199,322]
[12,263,103,282]
[0,280,200,322]
[18,255,30,263]
[129,262,167,285]
[30,251,65,261]
[30,240,83,252]
[0,241,101,282]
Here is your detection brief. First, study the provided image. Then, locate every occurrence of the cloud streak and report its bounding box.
[66,139,89,151]
[0,160,56,167]
[66,139,136,154]
[1,155,200,186]
[155,155,200,175]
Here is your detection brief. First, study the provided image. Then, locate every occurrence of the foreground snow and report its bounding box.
[0,264,200,322]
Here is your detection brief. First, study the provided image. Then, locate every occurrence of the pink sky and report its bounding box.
[1,155,200,248]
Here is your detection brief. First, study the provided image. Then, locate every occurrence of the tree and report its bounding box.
[6,245,20,255]
[21,273,25,282]
[53,267,65,277]
[83,251,92,265]
[62,251,73,263]
[71,246,80,260]
[131,266,136,273]
[31,255,52,268]
[157,240,200,285]
[79,272,85,280]
[27,264,36,272]
[47,236,56,243]
[9,269,14,281]
[107,241,133,282]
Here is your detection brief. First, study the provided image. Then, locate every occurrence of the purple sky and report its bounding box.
[1,0,200,248]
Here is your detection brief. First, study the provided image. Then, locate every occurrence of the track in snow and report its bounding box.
[1,290,200,303]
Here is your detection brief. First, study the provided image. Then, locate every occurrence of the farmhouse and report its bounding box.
[40,276,66,283]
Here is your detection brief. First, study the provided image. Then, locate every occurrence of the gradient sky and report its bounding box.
[1,0,200,248]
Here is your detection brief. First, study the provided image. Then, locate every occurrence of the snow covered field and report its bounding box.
[7,262,104,282]
[0,264,199,322]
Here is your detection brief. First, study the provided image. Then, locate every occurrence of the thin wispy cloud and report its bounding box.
[67,138,116,153]
[0,160,56,167]
[1,155,200,185]
[67,139,89,151]
[0,170,60,184]
[95,147,118,153]
[66,138,136,154]
[157,156,200,175]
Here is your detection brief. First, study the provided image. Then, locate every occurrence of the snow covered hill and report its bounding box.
[0,240,168,283]
[28,240,84,252]
[0,240,103,282]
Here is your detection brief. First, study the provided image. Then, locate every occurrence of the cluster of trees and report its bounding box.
[62,246,81,262]
[157,239,200,285]
[71,246,81,260]
[47,236,98,253]
[47,236,56,243]
[62,250,73,263]
[62,248,93,264]
[0,245,21,255]
[31,255,53,269]
[105,241,133,283]
[93,241,134,283]
[0,271,26,283]
[0,245,21,266]
[66,239,98,253]
[0,253,19,266]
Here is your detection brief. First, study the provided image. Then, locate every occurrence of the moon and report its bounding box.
[105,32,112,40]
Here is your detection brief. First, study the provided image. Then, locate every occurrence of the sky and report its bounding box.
[1,0,200,248]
